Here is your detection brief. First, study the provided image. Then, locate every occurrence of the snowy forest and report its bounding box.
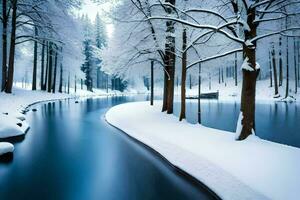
[1,1,300,200]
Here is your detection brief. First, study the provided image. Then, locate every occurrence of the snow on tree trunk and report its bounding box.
[237,7,259,140]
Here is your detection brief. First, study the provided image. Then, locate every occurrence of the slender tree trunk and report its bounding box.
[59,64,63,93]
[2,0,8,91]
[218,68,221,84]
[43,42,49,91]
[238,8,259,140]
[285,37,290,98]
[298,41,300,86]
[209,73,211,90]
[47,43,53,93]
[5,0,17,93]
[279,37,283,86]
[52,50,58,93]
[32,27,38,90]
[67,73,70,94]
[150,61,154,106]
[40,40,45,90]
[198,63,201,124]
[162,71,168,111]
[269,50,273,87]
[179,29,187,121]
[75,75,77,93]
[294,38,298,94]
[189,74,192,89]
[271,46,279,96]
[235,52,238,86]
[221,68,224,83]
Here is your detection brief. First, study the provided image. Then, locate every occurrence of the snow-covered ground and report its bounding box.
[183,79,300,102]
[106,101,300,200]
[0,85,126,156]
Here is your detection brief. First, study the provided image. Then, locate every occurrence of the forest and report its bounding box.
[1,1,300,200]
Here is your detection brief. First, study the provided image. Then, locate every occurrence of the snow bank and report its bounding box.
[0,142,14,156]
[106,101,300,200]
[0,86,127,140]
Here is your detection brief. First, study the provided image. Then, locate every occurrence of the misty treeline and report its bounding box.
[102,0,300,140]
[0,0,122,95]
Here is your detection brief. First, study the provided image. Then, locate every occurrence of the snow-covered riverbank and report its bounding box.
[106,101,300,200]
[0,86,123,156]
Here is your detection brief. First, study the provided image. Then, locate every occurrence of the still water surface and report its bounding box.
[0,96,216,200]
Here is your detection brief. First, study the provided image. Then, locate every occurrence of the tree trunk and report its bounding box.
[269,50,273,87]
[43,42,49,91]
[271,46,279,96]
[47,43,53,93]
[179,29,187,121]
[67,73,70,94]
[52,50,58,93]
[40,40,45,90]
[150,61,154,106]
[2,0,8,91]
[218,68,221,84]
[59,64,63,93]
[32,27,38,90]
[279,37,283,86]
[5,0,17,93]
[285,37,290,98]
[234,52,238,86]
[238,7,259,140]
[198,63,201,124]
[294,38,298,94]
[75,75,77,93]
[162,0,176,114]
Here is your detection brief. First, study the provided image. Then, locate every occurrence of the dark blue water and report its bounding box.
[0,96,216,200]
[174,100,300,148]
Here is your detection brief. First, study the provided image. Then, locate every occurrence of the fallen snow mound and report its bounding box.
[106,101,300,200]
[0,142,14,155]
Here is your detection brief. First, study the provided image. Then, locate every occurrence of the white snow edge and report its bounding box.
[106,101,300,200]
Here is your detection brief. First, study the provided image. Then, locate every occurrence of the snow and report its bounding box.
[0,142,14,156]
[183,79,299,102]
[0,85,127,155]
[241,57,255,71]
[106,101,300,200]
[235,112,243,140]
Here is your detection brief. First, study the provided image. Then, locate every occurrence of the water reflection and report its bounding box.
[174,100,300,148]
[0,96,216,200]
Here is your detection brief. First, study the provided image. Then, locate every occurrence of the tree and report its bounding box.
[271,45,279,97]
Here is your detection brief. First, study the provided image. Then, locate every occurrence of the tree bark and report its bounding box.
[2,0,8,91]
[43,41,49,91]
[269,50,273,87]
[279,37,283,86]
[58,64,63,93]
[238,7,260,140]
[234,52,238,86]
[198,63,201,124]
[162,0,176,114]
[285,37,290,98]
[271,46,279,96]
[179,29,187,121]
[294,38,298,94]
[52,50,58,93]
[5,0,17,93]
[150,61,154,106]
[40,40,45,90]
[47,43,53,93]
[32,27,38,90]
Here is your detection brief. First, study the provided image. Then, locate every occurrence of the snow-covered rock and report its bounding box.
[0,142,14,156]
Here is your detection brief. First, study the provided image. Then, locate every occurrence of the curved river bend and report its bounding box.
[0,96,217,200]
